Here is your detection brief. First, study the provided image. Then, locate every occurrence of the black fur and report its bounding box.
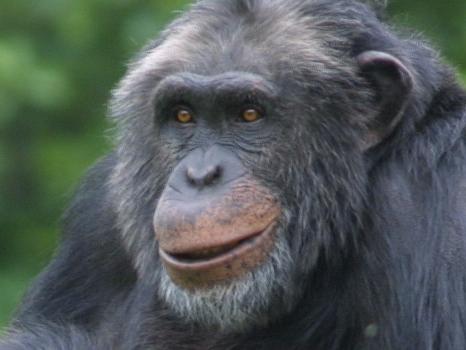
[2,0,466,349]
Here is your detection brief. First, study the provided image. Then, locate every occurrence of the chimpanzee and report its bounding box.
[2,0,466,349]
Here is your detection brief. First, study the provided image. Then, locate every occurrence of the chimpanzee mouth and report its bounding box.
[166,232,264,263]
[158,221,277,272]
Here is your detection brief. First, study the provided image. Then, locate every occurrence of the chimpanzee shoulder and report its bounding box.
[15,154,136,328]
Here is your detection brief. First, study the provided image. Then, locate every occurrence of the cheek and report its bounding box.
[155,137,190,170]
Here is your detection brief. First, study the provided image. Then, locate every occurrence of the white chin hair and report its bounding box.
[157,236,297,332]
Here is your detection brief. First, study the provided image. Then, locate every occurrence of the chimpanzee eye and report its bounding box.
[175,109,194,124]
[241,108,262,123]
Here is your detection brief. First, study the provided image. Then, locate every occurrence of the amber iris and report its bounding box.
[176,110,193,123]
[242,109,261,122]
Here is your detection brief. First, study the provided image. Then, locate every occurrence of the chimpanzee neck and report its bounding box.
[119,247,385,350]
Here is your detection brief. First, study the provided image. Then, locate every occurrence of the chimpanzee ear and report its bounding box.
[357,51,413,150]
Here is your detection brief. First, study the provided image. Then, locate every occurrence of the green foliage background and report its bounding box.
[0,0,465,327]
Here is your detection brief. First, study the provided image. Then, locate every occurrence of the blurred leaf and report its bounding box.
[0,268,36,327]
[29,67,72,109]
[0,92,18,126]
[0,37,36,98]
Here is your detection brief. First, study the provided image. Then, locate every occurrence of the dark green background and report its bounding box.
[1,0,465,327]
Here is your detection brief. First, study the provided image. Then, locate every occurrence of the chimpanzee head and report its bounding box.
[109,0,413,331]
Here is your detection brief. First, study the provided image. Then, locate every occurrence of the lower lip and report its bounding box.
[159,222,277,287]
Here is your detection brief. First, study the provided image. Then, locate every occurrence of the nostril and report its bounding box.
[204,165,222,186]
[186,165,223,188]
[186,167,198,186]
[186,171,196,186]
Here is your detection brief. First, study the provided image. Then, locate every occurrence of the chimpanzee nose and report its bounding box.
[169,146,246,194]
[186,164,223,188]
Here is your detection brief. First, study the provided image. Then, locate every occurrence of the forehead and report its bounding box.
[115,0,358,105]
[133,2,342,80]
